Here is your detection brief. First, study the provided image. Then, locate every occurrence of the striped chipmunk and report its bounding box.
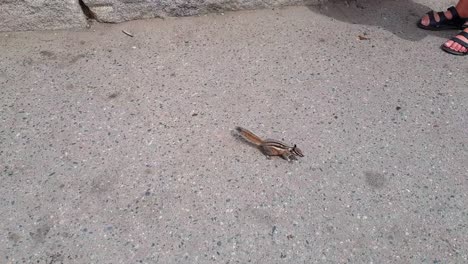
[235,127,304,161]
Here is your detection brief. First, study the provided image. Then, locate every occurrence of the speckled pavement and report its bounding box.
[1,2,467,263]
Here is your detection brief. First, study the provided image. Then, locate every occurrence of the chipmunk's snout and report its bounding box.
[292,144,304,157]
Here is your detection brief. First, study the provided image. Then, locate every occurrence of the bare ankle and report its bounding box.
[455,5,468,17]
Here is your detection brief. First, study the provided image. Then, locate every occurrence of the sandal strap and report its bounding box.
[427,11,437,27]
[447,6,460,19]
[463,21,468,29]
[451,38,468,48]
[458,30,468,39]
[427,10,448,27]
[425,6,466,28]
[438,11,448,23]
[451,35,468,48]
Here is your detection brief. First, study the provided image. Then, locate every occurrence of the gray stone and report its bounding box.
[0,0,88,32]
[82,0,319,23]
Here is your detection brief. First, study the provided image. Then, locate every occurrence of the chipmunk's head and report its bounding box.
[291,144,304,157]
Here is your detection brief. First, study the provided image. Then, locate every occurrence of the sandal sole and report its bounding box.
[441,44,468,56]
[417,21,464,31]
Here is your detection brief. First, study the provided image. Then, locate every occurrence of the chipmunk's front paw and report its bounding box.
[284,154,298,162]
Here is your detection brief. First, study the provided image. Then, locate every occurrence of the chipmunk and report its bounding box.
[235,126,304,161]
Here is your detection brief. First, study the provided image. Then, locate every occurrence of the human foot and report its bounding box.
[418,6,468,30]
[441,28,468,55]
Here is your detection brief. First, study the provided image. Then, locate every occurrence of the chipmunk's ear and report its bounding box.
[293,144,297,149]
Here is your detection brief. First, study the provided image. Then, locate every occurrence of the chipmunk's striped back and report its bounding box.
[261,140,304,157]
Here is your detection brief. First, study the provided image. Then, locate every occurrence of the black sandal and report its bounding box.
[441,31,468,56]
[417,6,468,31]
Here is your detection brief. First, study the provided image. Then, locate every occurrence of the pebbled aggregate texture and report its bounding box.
[0,3,467,263]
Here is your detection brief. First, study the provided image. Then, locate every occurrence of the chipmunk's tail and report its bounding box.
[235,127,263,146]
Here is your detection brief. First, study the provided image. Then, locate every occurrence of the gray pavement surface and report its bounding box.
[1,2,468,263]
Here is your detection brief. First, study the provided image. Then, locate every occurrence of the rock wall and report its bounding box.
[0,0,88,32]
[1,0,319,32]
[83,0,319,23]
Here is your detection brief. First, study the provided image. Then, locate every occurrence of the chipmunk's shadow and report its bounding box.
[307,0,458,41]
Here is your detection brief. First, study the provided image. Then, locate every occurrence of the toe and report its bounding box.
[451,43,462,51]
[444,40,454,47]
[443,29,468,51]
[421,15,430,26]
[444,10,453,20]
[434,12,440,22]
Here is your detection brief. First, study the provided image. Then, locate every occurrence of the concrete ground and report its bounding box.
[1,1,467,263]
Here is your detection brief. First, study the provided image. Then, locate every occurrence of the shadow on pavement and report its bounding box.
[308,0,458,41]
